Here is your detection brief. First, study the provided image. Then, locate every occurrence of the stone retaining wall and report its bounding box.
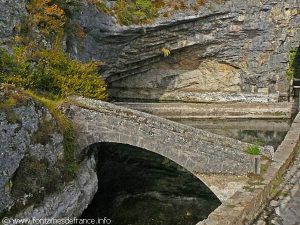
[198,112,300,225]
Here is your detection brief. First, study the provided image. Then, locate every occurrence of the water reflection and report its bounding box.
[173,118,291,149]
[81,143,221,225]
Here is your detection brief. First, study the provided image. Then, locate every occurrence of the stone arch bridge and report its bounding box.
[63,97,260,177]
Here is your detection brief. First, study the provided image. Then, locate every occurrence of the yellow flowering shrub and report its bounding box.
[26,0,66,38]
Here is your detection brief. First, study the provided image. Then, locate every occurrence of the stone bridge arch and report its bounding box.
[81,141,222,223]
[63,97,258,177]
[82,139,227,201]
[84,141,222,199]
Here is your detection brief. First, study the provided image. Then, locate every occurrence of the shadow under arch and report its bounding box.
[80,142,221,225]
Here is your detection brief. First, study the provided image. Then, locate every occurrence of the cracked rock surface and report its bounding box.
[69,0,300,103]
[0,91,97,219]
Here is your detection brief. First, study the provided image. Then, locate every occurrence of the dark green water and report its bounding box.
[173,118,291,149]
[81,143,221,225]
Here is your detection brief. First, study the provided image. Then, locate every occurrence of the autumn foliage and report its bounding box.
[1,0,107,100]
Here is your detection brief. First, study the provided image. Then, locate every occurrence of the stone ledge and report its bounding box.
[197,112,300,225]
[114,102,295,119]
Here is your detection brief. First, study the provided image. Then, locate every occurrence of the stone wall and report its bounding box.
[70,0,300,103]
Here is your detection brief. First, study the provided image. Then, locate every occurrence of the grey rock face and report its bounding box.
[0,96,64,215]
[0,93,98,221]
[69,0,300,103]
[13,157,98,220]
[0,0,27,45]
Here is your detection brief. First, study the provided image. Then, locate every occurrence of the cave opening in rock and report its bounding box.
[80,142,221,225]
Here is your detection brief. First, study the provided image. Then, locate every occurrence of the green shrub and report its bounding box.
[0,98,17,111]
[19,0,67,47]
[287,48,300,81]
[161,47,171,57]
[115,0,158,25]
[0,48,15,77]
[246,144,261,155]
[0,97,20,124]
[0,47,107,100]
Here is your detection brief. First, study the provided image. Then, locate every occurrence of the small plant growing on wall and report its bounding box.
[287,47,300,81]
[161,47,171,57]
[246,144,261,155]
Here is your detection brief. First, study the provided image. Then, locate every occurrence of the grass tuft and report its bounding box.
[0,98,17,111]
[246,144,261,155]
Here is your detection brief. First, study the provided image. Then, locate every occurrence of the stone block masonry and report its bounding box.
[63,97,261,175]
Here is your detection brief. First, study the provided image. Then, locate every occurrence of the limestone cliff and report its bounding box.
[0,0,299,103]
[68,0,300,103]
[0,89,97,219]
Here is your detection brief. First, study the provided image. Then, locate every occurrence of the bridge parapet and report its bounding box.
[63,97,260,175]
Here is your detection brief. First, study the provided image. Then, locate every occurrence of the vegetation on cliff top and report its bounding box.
[115,0,160,25]
[91,0,213,25]
[0,0,107,100]
[0,47,107,100]
[0,85,26,124]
